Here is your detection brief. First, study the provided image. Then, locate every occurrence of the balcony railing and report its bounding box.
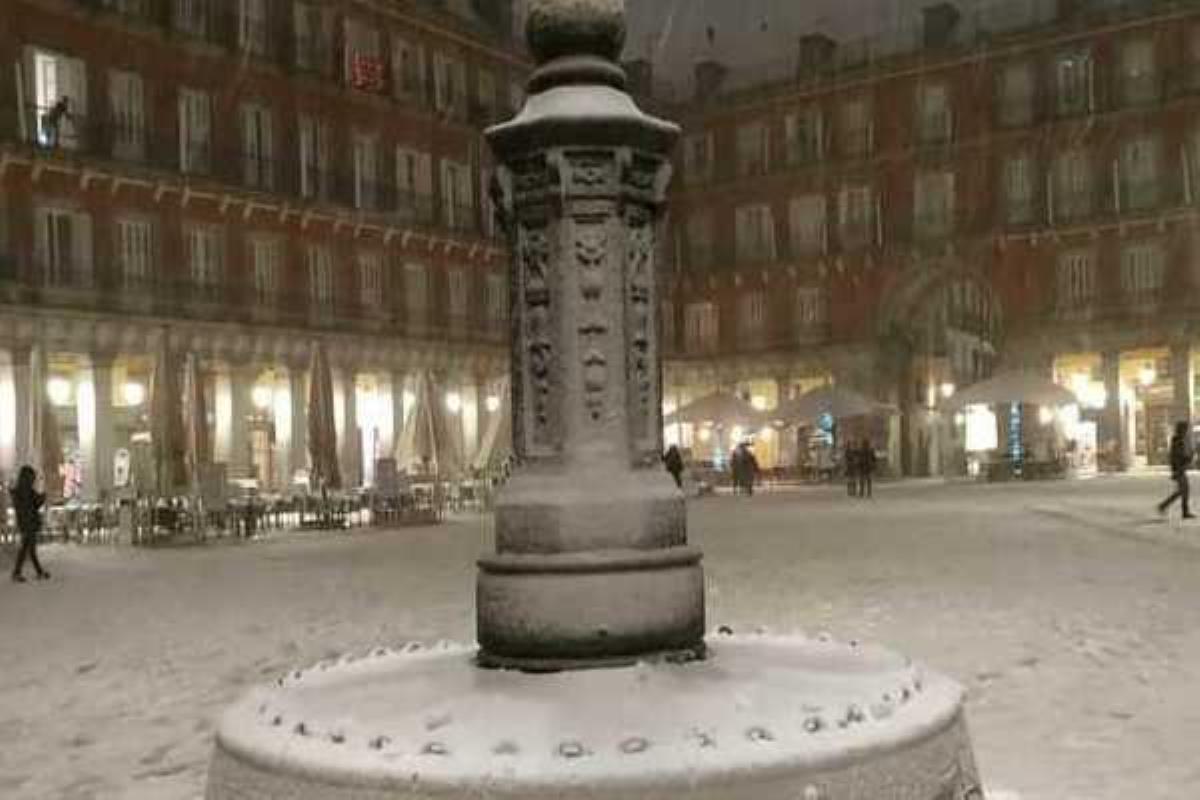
[0,256,505,347]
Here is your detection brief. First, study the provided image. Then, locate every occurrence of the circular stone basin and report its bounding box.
[206,635,982,799]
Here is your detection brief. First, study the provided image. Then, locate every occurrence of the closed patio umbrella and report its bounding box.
[945,372,1078,410]
[410,373,438,474]
[149,334,187,496]
[473,376,511,472]
[307,343,341,490]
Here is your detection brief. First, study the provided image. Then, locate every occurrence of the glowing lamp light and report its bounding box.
[485,395,501,413]
[1138,366,1156,387]
[402,390,416,409]
[122,381,145,407]
[730,425,744,443]
[940,383,956,399]
[1038,406,1056,426]
[953,413,966,426]
[698,427,712,443]
[445,392,462,414]
[47,377,72,407]
[750,395,768,411]
[662,400,677,417]
[252,385,273,410]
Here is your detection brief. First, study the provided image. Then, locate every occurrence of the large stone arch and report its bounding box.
[873,263,1005,476]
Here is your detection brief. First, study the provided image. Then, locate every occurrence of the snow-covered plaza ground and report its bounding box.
[2,473,1199,800]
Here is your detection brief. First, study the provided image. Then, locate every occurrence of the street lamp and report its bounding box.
[251,385,273,411]
[47,377,71,406]
[1139,365,1157,387]
[444,392,462,414]
[122,381,145,407]
[485,395,501,413]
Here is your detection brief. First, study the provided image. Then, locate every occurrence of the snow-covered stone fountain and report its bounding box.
[205,1,984,796]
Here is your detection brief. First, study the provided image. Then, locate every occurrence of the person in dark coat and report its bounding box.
[844,442,859,497]
[663,445,684,490]
[734,442,759,496]
[11,465,50,582]
[1158,421,1195,519]
[857,439,877,499]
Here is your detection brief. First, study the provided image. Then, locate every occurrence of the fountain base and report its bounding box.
[206,634,982,799]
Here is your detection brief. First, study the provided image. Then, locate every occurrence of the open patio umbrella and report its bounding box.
[149,334,187,496]
[945,372,1078,410]
[28,344,62,500]
[307,342,341,490]
[183,352,209,490]
[663,392,767,429]
[775,385,893,426]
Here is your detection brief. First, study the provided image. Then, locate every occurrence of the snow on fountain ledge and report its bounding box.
[207,632,978,799]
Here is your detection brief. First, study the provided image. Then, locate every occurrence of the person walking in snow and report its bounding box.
[663,445,684,490]
[733,442,759,496]
[1158,421,1195,519]
[857,439,876,499]
[10,465,50,582]
[844,441,859,497]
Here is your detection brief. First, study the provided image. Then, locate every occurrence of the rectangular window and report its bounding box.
[683,132,714,183]
[174,0,209,38]
[298,115,329,200]
[735,204,776,263]
[404,262,428,326]
[448,268,469,328]
[358,251,383,308]
[108,69,144,161]
[433,53,465,116]
[115,217,152,286]
[293,2,331,74]
[914,171,956,239]
[917,84,953,144]
[1119,136,1161,212]
[485,272,506,332]
[391,35,425,99]
[34,206,92,287]
[240,102,274,189]
[684,302,719,354]
[395,146,433,221]
[27,48,88,150]
[1056,250,1095,308]
[306,244,333,305]
[736,121,770,177]
[477,69,497,121]
[789,194,827,256]
[838,184,875,248]
[441,159,473,231]
[1121,242,1165,298]
[1055,50,1093,116]
[353,133,379,210]
[737,292,767,342]
[178,88,212,174]
[1120,38,1158,106]
[185,225,222,295]
[238,0,268,56]
[345,18,384,92]
[1053,149,1092,222]
[249,236,280,303]
[997,61,1033,127]
[687,211,714,269]
[795,287,826,332]
[784,107,823,165]
[1003,154,1034,224]
[481,167,497,238]
[839,98,872,158]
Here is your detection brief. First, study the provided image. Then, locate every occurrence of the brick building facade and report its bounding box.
[0,0,526,497]
[649,0,1200,476]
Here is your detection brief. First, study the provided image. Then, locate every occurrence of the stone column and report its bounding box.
[288,367,308,483]
[272,369,293,491]
[0,347,30,477]
[77,354,116,500]
[1171,341,1193,429]
[336,368,360,488]
[478,9,704,670]
[11,347,32,472]
[1100,349,1128,470]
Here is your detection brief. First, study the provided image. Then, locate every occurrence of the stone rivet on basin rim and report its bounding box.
[492,740,520,756]
[294,722,309,737]
[746,726,774,742]
[270,715,283,727]
[421,742,449,756]
[716,625,734,636]
[690,729,717,748]
[558,740,587,759]
[803,716,824,733]
[620,736,650,754]
[368,736,390,751]
[329,731,345,744]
